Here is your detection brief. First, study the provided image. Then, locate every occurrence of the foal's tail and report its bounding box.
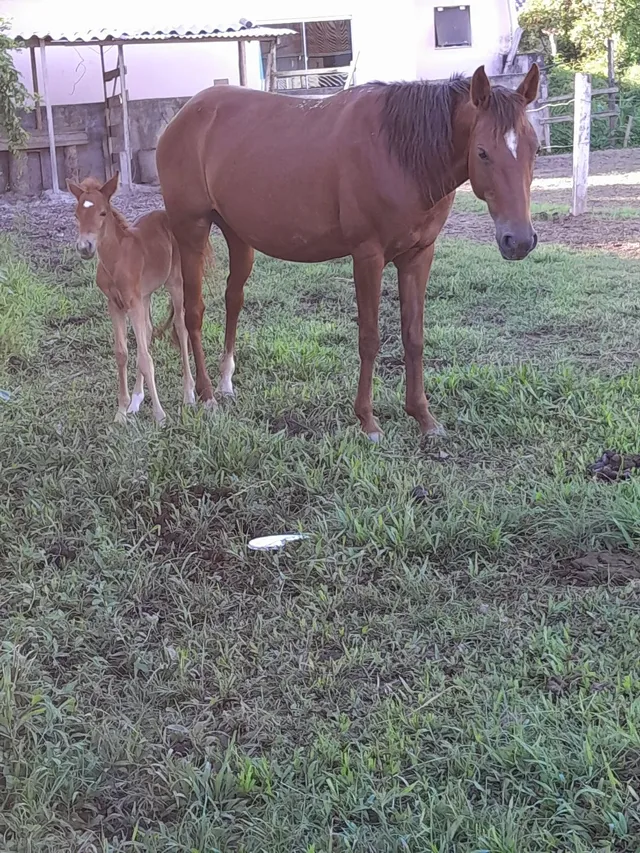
[152,238,214,348]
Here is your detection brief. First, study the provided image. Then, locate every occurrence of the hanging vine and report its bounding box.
[0,21,32,153]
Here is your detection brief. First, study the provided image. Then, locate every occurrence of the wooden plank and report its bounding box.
[608,38,616,142]
[103,65,125,83]
[540,109,618,125]
[624,115,634,147]
[29,46,43,130]
[63,144,79,181]
[39,39,59,193]
[0,130,88,152]
[540,86,618,106]
[274,66,352,78]
[100,45,115,180]
[503,27,522,72]
[572,73,591,217]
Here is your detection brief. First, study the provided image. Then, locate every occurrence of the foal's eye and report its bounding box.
[478,148,489,161]
[100,211,107,217]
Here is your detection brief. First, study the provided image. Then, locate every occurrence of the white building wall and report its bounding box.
[4,0,517,105]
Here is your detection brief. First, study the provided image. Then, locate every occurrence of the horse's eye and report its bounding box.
[100,211,107,217]
[478,149,489,161]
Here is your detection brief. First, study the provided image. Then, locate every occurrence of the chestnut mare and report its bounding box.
[68,173,195,424]
[156,64,539,440]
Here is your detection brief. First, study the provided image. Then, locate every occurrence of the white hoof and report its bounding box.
[425,423,447,438]
[127,392,144,414]
[367,431,383,443]
[183,388,196,406]
[114,410,127,425]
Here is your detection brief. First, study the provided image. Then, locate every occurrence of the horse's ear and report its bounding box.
[470,66,491,109]
[67,179,83,200]
[100,172,119,200]
[517,63,540,105]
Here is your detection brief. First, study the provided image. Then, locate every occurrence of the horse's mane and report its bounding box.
[376,75,527,199]
[78,176,130,229]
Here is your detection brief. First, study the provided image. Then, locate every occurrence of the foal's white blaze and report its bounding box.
[504,128,518,159]
[83,200,94,208]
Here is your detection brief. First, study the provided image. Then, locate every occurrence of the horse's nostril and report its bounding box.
[503,234,515,249]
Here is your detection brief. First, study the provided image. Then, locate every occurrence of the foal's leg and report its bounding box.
[215,220,254,397]
[108,301,130,424]
[166,266,196,406]
[394,244,444,436]
[172,218,216,408]
[130,300,166,424]
[352,250,385,441]
[127,296,150,415]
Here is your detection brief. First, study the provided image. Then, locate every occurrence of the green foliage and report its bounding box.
[520,0,640,68]
[0,19,30,153]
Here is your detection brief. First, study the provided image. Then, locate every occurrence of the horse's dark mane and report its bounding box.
[377,75,526,198]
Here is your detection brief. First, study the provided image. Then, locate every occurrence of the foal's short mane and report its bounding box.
[377,76,527,200]
[78,176,130,229]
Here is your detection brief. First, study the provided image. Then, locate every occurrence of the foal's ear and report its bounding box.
[517,63,540,105]
[66,179,83,200]
[100,171,119,200]
[470,65,491,109]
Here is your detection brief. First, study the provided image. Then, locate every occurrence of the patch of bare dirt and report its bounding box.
[555,551,640,586]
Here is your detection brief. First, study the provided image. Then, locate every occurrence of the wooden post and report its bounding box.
[39,39,59,193]
[238,40,248,87]
[117,44,132,189]
[571,73,591,217]
[63,145,79,182]
[29,47,42,130]
[624,115,633,148]
[607,39,616,143]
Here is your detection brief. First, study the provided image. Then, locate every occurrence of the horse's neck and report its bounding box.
[97,212,128,274]
[444,100,475,193]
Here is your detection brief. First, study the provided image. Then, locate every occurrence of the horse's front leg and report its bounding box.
[394,244,444,437]
[108,301,130,424]
[352,249,385,441]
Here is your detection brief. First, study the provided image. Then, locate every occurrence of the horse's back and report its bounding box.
[157,85,385,260]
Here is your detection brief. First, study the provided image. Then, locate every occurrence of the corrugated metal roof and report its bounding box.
[10,19,295,46]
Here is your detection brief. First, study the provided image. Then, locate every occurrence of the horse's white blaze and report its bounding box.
[83,200,94,208]
[504,128,518,159]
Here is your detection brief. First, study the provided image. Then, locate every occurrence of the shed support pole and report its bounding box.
[118,44,132,190]
[39,39,59,194]
[238,40,248,86]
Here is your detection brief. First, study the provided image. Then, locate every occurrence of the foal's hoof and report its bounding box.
[216,382,235,399]
[203,397,218,415]
[424,422,447,438]
[114,411,127,425]
[367,431,383,443]
[127,392,144,415]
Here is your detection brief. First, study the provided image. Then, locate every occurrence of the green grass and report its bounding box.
[2,232,640,852]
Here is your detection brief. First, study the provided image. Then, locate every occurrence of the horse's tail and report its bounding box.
[151,302,178,348]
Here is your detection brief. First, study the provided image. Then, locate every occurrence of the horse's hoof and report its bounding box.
[203,397,218,414]
[216,383,235,399]
[367,431,383,443]
[114,411,127,425]
[127,392,144,414]
[424,422,446,438]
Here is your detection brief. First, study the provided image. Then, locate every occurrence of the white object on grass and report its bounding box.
[248,533,309,551]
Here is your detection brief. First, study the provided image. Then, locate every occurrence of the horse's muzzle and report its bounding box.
[76,238,96,260]
[496,228,538,261]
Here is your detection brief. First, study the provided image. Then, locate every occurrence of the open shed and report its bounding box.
[4,11,294,194]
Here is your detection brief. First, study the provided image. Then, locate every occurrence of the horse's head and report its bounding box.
[467,65,540,261]
[67,173,119,260]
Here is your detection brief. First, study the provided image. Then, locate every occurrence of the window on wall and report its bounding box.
[434,6,472,48]
[261,19,353,73]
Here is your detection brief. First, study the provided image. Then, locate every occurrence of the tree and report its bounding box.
[0,20,31,153]
[519,0,640,68]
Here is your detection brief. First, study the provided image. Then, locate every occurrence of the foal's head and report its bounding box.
[67,172,120,260]
[467,65,540,261]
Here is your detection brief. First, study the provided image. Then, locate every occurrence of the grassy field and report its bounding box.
[2,230,640,853]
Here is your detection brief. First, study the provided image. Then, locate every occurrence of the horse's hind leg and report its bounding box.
[171,217,216,408]
[166,260,196,406]
[214,216,254,398]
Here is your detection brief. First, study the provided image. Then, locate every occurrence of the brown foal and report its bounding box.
[157,65,539,440]
[68,173,195,424]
